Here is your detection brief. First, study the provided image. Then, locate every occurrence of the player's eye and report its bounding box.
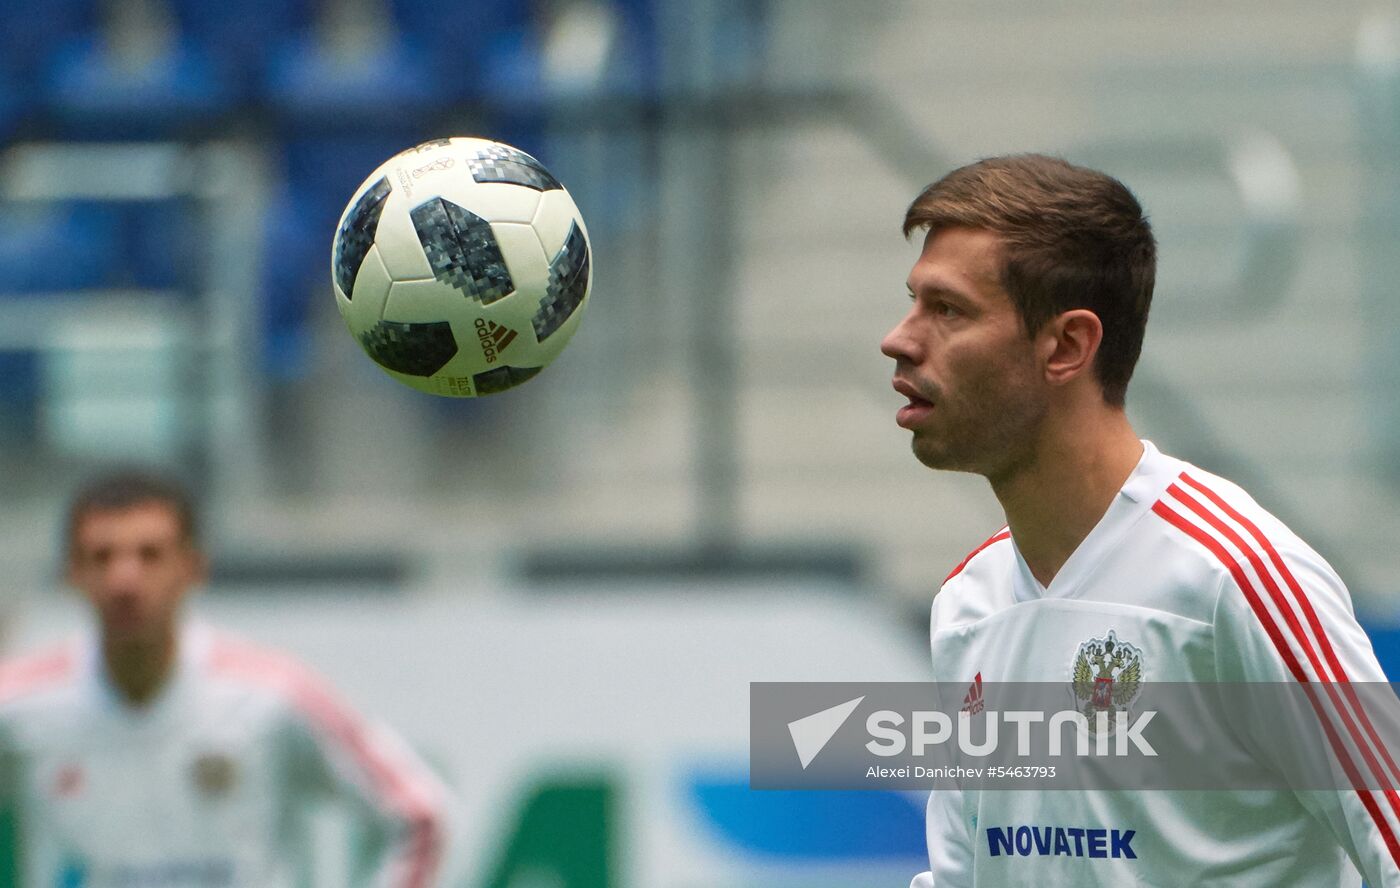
[935,301,961,318]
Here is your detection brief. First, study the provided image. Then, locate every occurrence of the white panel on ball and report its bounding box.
[490,222,550,302]
[343,246,393,331]
[531,187,588,256]
[455,182,543,225]
[373,187,436,280]
[381,278,462,325]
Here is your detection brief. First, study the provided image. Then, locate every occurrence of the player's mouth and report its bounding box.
[892,378,935,428]
[102,597,146,630]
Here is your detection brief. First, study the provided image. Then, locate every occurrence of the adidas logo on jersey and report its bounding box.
[961,672,984,715]
[474,318,519,363]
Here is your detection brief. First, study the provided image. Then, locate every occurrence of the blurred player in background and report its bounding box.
[882,154,1398,886]
[0,471,446,887]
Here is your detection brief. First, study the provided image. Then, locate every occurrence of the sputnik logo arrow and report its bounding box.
[787,696,865,769]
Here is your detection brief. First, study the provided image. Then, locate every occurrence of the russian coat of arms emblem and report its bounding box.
[1071,629,1143,730]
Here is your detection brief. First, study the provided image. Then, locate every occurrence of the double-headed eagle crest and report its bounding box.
[1071,629,1143,728]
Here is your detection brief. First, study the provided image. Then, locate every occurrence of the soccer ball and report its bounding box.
[330,137,592,397]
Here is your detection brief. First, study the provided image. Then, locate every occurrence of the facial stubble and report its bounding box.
[909,355,1047,481]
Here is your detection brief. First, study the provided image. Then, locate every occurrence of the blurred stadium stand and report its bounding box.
[170,0,315,93]
[0,0,1394,612]
[42,9,238,138]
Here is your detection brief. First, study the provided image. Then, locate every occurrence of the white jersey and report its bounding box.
[0,623,446,888]
[910,441,1400,888]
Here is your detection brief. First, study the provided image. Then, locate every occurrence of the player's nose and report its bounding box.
[102,552,146,589]
[880,318,921,363]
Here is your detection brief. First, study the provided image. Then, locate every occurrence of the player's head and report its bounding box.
[65,470,204,647]
[881,154,1155,477]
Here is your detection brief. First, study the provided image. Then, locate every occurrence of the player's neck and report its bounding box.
[102,625,179,707]
[989,409,1143,588]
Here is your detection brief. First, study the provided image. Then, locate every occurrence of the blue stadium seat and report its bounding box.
[0,200,190,295]
[119,200,198,291]
[0,351,40,445]
[386,0,529,54]
[0,76,26,144]
[43,34,237,137]
[0,197,194,294]
[387,0,533,101]
[259,186,324,381]
[589,0,661,98]
[473,25,546,104]
[261,30,442,126]
[388,0,528,38]
[0,0,97,86]
[0,201,122,294]
[168,0,313,94]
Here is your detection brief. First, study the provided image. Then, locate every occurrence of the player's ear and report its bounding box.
[1042,309,1103,387]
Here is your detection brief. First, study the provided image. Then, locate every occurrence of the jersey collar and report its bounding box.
[82,621,209,721]
[1010,439,1182,602]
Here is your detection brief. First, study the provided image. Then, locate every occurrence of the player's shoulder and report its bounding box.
[0,639,82,709]
[934,526,1015,624]
[202,629,330,700]
[200,627,357,726]
[1148,459,1335,576]
[943,525,1013,587]
[1144,456,1347,616]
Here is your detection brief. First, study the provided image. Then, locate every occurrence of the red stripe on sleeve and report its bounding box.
[0,645,76,703]
[1167,484,1400,817]
[1180,472,1400,789]
[209,638,442,888]
[1152,497,1400,869]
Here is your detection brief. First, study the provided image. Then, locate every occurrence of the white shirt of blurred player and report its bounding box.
[0,622,445,888]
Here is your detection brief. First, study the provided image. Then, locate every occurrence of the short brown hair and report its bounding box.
[66,469,199,555]
[903,154,1156,406]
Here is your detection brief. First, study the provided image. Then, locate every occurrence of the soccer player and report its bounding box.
[882,155,1398,886]
[0,471,446,887]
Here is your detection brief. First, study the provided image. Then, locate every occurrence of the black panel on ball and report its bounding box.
[473,364,543,395]
[333,177,392,298]
[410,197,515,305]
[533,221,589,341]
[467,145,562,192]
[358,319,458,377]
